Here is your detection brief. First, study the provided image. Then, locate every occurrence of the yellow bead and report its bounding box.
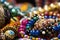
[36,38,38,40]
[32,37,35,40]
[53,37,58,40]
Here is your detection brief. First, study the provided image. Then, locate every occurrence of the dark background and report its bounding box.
[15,0,36,6]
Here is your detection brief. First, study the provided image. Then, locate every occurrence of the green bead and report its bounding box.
[58,22,60,25]
[11,8,17,17]
[33,16,38,21]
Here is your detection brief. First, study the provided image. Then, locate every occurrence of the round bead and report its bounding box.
[21,19,28,25]
[33,16,38,21]
[53,26,59,31]
[0,0,6,3]
[5,30,15,36]
[35,30,40,36]
[44,16,49,19]
[52,16,56,19]
[20,25,26,28]
[42,31,46,35]
[30,30,35,36]
[58,34,60,39]
[11,8,17,17]
[49,16,52,18]
[30,19,35,23]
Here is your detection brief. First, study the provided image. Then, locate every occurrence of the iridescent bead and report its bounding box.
[58,34,60,39]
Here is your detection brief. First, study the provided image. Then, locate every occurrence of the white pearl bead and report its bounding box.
[42,31,45,34]
[8,5,13,9]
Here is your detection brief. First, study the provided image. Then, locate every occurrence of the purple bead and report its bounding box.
[21,19,28,25]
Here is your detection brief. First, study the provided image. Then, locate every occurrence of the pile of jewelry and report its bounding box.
[0,0,60,40]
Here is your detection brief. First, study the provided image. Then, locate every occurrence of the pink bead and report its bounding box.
[21,19,28,25]
[18,25,26,32]
[20,25,26,28]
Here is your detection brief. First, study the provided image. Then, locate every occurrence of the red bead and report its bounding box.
[44,12,49,16]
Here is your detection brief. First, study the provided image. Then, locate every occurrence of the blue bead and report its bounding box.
[53,26,59,31]
[0,0,6,3]
[49,16,52,18]
[52,16,56,19]
[28,21,33,25]
[58,34,60,39]
[35,30,40,36]
[30,19,35,23]
[44,16,49,19]
[30,30,35,36]
[57,25,60,29]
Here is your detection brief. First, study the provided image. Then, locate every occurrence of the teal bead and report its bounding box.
[26,25,30,30]
[58,22,60,25]
[0,0,6,3]
[11,8,17,17]
[33,16,38,21]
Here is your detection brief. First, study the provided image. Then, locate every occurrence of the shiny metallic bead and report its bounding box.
[10,8,17,17]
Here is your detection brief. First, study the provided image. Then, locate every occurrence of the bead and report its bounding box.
[11,8,17,17]
[33,16,38,21]
[52,16,56,19]
[44,16,49,19]
[53,26,59,31]
[4,1,9,6]
[20,25,26,28]
[42,31,46,35]
[58,34,60,39]
[0,0,6,3]
[9,30,15,35]
[30,19,35,23]
[8,5,13,9]
[35,30,40,36]
[30,30,35,36]
[4,30,15,37]
[49,16,52,18]
[21,19,28,25]
[45,12,49,16]
[26,25,31,30]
